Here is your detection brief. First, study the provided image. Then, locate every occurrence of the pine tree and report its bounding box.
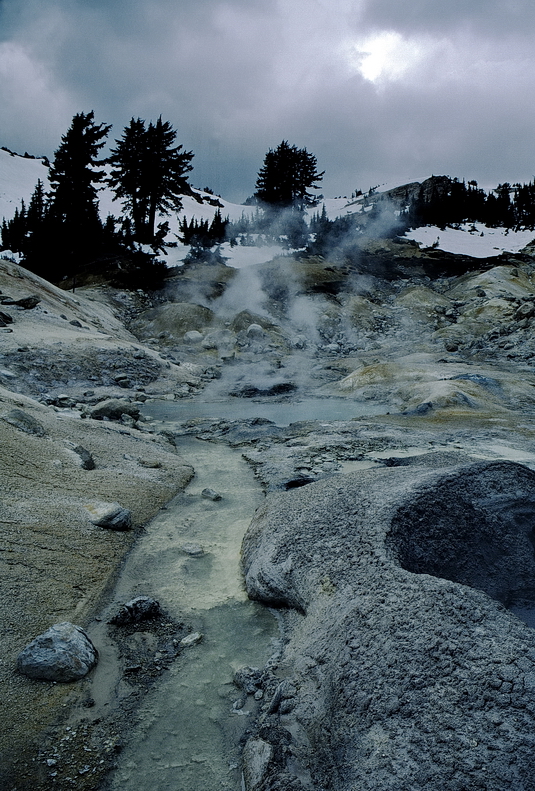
[48,111,110,237]
[47,111,111,276]
[108,116,194,244]
[107,117,147,241]
[254,141,324,210]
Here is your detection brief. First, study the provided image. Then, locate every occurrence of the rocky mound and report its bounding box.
[241,460,535,791]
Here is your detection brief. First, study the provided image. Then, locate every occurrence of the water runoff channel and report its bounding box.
[87,395,388,791]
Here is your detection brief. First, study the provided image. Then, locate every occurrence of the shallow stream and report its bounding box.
[89,436,280,790]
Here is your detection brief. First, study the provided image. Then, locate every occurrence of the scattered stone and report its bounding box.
[179,632,203,647]
[84,502,132,530]
[234,666,263,694]
[230,382,297,398]
[120,413,136,428]
[246,323,265,339]
[0,310,13,325]
[17,622,98,681]
[183,330,204,343]
[1,408,46,436]
[72,444,96,470]
[69,319,82,328]
[242,738,273,791]
[109,596,163,625]
[201,487,222,501]
[180,542,205,556]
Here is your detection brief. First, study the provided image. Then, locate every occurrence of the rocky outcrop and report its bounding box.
[241,460,535,791]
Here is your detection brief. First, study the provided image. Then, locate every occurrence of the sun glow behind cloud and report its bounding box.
[347,30,431,84]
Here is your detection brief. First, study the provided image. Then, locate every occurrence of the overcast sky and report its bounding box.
[2,0,535,203]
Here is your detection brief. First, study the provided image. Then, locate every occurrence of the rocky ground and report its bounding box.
[3,235,535,789]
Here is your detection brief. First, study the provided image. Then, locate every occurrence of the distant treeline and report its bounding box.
[402,176,535,230]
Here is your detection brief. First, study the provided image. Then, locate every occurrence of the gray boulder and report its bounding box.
[2,408,46,436]
[2,295,40,309]
[17,622,98,682]
[87,399,140,422]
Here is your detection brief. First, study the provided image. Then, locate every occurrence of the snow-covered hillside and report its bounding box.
[2,147,535,266]
[402,222,535,259]
[0,149,50,221]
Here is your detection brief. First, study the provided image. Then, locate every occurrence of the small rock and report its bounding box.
[515,302,535,321]
[242,738,273,790]
[234,666,263,694]
[109,596,163,625]
[17,622,98,682]
[120,413,136,428]
[69,319,82,328]
[72,445,96,470]
[180,542,205,556]
[183,330,204,343]
[201,487,222,501]
[246,324,264,339]
[0,310,13,325]
[84,502,132,530]
[180,632,203,647]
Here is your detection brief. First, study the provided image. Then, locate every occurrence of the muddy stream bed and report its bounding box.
[79,435,280,791]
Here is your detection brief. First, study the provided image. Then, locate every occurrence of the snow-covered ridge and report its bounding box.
[2,147,534,265]
[402,223,535,260]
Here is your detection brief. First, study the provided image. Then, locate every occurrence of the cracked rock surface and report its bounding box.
[241,460,535,791]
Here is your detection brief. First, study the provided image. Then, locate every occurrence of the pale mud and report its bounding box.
[97,438,279,791]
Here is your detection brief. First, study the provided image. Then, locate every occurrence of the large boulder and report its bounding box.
[17,622,98,682]
[241,460,535,791]
[87,399,140,422]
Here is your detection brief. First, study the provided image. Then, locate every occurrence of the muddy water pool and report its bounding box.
[142,395,389,424]
[91,437,280,791]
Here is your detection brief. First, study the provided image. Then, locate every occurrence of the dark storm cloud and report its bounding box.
[360,0,535,37]
[2,0,535,201]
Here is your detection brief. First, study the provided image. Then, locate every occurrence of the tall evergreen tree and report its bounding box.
[108,116,194,244]
[254,141,324,210]
[107,117,147,240]
[48,111,111,255]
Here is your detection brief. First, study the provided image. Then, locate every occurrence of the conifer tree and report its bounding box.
[254,141,324,210]
[107,117,147,240]
[108,116,194,244]
[48,111,111,254]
